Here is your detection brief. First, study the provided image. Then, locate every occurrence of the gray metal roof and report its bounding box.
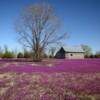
[63,46,84,53]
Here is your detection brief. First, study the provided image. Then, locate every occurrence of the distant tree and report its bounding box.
[0,46,3,58]
[81,44,92,57]
[4,45,8,53]
[15,3,67,61]
[42,53,48,58]
[49,47,56,58]
[2,46,15,58]
[17,52,24,58]
[89,54,95,58]
[2,52,15,58]
[95,51,100,58]
[24,50,31,58]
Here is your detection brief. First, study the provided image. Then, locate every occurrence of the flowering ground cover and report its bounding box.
[0,59,100,100]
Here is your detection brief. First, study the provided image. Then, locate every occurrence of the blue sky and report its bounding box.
[0,0,100,53]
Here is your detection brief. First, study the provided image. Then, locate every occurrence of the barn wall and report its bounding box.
[65,52,84,59]
[55,52,65,59]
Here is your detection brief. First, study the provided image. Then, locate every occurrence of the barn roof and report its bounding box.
[63,46,84,53]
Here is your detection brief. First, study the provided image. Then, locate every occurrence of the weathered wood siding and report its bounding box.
[65,52,84,59]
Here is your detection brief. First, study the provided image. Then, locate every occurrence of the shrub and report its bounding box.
[0,47,3,58]
[49,55,53,58]
[42,53,48,58]
[84,55,89,58]
[0,53,3,58]
[89,55,95,58]
[1,45,16,58]
[95,54,100,58]
[2,52,15,58]
[24,51,31,58]
[17,52,24,58]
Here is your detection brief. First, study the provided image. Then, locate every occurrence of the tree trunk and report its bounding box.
[33,46,42,62]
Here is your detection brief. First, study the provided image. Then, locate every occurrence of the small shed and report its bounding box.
[55,46,84,59]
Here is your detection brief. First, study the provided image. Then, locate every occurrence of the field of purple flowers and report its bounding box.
[0,59,100,100]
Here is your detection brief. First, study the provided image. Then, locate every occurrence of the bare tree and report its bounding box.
[15,3,67,61]
[81,44,92,57]
[49,47,56,58]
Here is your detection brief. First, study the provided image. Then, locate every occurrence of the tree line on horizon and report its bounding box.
[0,45,100,59]
[0,45,47,59]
